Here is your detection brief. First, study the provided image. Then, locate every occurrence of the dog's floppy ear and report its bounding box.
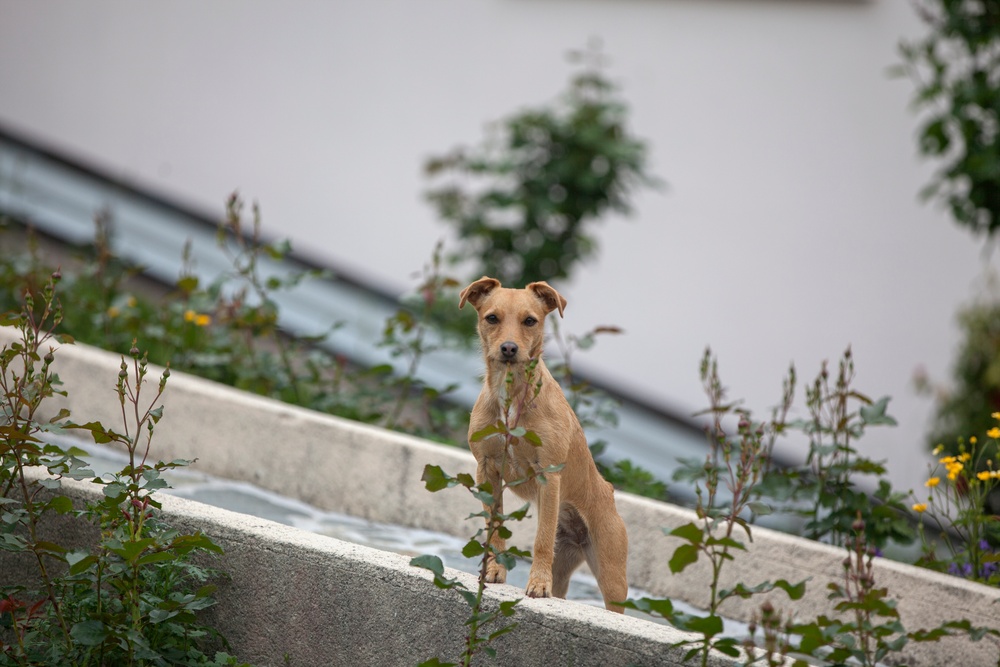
[527,281,567,317]
[459,276,501,310]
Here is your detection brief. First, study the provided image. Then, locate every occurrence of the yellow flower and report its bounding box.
[959,452,972,462]
[988,427,1000,439]
[992,412,1000,420]
[939,455,956,464]
[978,471,992,481]
[183,310,212,327]
[107,306,120,319]
[946,461,964,481]
[925,477,940,488]
[912,503,928,513]
[970,436,978,445]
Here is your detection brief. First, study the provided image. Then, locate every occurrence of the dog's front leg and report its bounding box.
[477,455,507,584]
[526,472,560,598]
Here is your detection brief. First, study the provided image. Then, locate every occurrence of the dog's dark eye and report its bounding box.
[485,314,499,324]
[523,316,537,327]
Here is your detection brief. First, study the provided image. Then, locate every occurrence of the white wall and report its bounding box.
[0,0,988,496]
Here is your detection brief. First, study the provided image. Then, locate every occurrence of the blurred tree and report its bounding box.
[425,41,661,286]
[899,2,1000,478]
[916,293,1000,453]
[897,0,1000,238]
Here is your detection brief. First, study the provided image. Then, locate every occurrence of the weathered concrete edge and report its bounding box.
[12,469,732,667]
[8,330,1000,666]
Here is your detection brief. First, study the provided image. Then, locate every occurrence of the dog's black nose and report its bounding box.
[500,341,518,359]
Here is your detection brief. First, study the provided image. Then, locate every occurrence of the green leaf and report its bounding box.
[704,535,746,551]
[494,551,518,571]
[33,540,67,557]
[774,578,809,601]
[149,608,177,624]
[503,503,531,521]
[498,599,520,617]
[45,495,74,514]
[668,543,699,574]
[859,396,897,426]
[137,551,177,566]
[149,405,164,423]
[421,465,453,492]
[70,620,107,646]
[472,490,495,506]
[461,539,485,558]
[66,551,97,575]
[470,422,505,442]
[112,538,155,564]
[36,477,61,491]
[685,614,724,639]
[102,482,127,499]
[71,421,117,444]
[667,521,703,546]
[621,597,676,619]
[410,554,445,577]
[711,637,742,658]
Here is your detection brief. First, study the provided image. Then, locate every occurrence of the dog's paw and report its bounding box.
[525,573,552,599]
[484,560,507,584]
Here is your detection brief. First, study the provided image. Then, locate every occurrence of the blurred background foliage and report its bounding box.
[899,1,1000,458]
[424,41,661,288]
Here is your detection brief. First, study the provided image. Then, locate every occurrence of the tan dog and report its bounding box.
[459,276,629,613]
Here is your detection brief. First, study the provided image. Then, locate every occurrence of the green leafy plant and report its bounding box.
[378,241,464,439]
[896,0,1000,238]
[425,41,661,286]
[0,275,248,666]
[411,360,564,666]
[409,465,524,667]
[779,515,1000,667]
[780,349,913,550]
[793,515,909,667]
[625,349,807,666]
[686,347,913,552]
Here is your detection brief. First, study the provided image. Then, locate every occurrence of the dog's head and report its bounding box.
[459,276,566,365]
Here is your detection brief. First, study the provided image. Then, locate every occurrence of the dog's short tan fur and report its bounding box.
[459,277,629,613]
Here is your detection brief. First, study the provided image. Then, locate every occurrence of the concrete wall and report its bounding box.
[3,471,724,667]
[3,331,999,666]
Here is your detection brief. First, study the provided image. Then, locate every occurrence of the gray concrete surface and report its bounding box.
[3,330,1000,666]
[3,471,727,667]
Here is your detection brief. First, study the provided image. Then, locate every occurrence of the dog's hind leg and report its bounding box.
[584,497,629,613]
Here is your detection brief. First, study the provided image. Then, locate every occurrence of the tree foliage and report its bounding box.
[897,0,1000,237]
[425,42,660,286]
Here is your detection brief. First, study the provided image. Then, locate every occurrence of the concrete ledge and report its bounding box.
[5,472,719,667]
[3,331,1000,665]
